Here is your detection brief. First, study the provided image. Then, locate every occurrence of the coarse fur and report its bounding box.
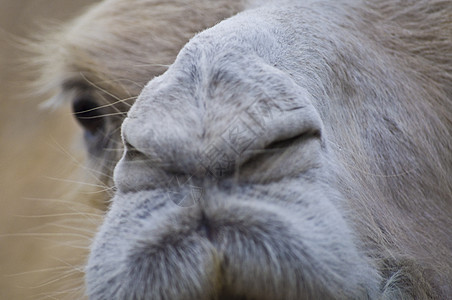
[32,0,452,299]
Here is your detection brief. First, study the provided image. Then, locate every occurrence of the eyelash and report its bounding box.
[72,97,105,134]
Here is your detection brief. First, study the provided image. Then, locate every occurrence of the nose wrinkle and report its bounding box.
[118,56,323,185]
[121,113,255,179]
[122,105,321,181]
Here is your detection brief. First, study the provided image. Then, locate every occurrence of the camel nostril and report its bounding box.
[123,141,150,162]
[264,129,321,150]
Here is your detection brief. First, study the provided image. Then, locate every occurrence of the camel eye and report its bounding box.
[72,97,105,134]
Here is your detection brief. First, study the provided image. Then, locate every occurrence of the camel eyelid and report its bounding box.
[72,96,105,134]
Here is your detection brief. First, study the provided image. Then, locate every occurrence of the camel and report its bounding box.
[29,0,452,298]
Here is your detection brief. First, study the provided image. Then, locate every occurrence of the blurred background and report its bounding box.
[0,1,101,299]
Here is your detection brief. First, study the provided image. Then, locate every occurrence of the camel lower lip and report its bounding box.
[86,190,377,300]
[121,207,294,300]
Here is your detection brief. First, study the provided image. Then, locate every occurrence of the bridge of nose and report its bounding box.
[119,43,321,180]
[121,94,267,178]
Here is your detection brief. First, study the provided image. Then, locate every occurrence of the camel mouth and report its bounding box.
[121,204,304,300]
[87,187,377,299]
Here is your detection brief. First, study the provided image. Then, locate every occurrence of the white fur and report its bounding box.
[89,3,382,299]
[39,0,450,298]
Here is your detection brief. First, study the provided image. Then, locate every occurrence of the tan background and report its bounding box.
[0,1,101,299]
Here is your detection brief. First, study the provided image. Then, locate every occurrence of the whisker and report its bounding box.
[132,63,171,68]
[109,124,124,137]
[83,186,116,194]
[43,176,107,188]
[13,212,101,219]
[51,257,86,273]
[34,281,86,300]
[47,136,114,183]
[5,266,74,278]
[75,111,128,119]
[46,223,98,235]
[102,147,125,152]
[0,232,93,239]
[7,213,100,236]
[71,96,137,115]
[96,92,130,115]
[80,73,132,105]
[21,197,102,211]
[24,269,84,290]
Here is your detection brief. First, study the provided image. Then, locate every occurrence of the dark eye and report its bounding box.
[72,97,105,134]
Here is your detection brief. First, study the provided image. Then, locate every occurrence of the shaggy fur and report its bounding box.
[34,0,452,299]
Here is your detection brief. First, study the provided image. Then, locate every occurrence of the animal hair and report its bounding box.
[31,0,452,299]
